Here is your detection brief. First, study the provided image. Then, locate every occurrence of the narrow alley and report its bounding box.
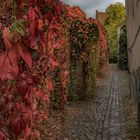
[58,65,139,140]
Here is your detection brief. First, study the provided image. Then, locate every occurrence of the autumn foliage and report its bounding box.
[0,0,108,139]
[0,0,67,139]
[92,19,108,72]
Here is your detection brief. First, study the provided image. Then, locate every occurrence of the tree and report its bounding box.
[105,2,126,63]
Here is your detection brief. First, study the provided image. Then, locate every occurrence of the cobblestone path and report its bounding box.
[58,64,139,140]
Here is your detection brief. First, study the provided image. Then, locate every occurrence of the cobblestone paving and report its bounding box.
[58,64,139,140]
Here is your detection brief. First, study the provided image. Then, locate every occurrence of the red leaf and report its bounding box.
[30,37,38,50]
[0,50,19,80]
[2,27,12,50]
[48,54,59,69]
[25,125,31,140]
[0,132,7,140]
[28,7,38,50]
[53,40,62,49]
[26,77,33,85]
[28,7,36,36]
[21,114,30,130]
[55,3,62,15]
[29,0,37,5]
[0,23,3,29]
[50,58,58,69]
[31,74,40,84]
[47,78,53,92]
[17,80,29,98]
[6,102,14,112]
[11,118,22,136]
[18,44,32,68]
[8,47,20,76]
[46,10,54,22]
[40,91,49,102]
[34,88,49,102]
[59,70,69,79]
[34,6,43,20]
[32,130,40,139]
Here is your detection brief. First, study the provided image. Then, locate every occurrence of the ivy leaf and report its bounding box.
[38,90,49,102]
[47,78,53,92]
[2,27,12,50]
[0,132,6,140]
[46,10,54,22]
[8,48,20,76]
[49,56,59,69]
[32,130,40,139]
[34,6,43,19]
[25,126,31,140]
[11,118,22,136]
[17,80,29,98]
[59,70,69,79]
[28,7,36,36]
[10,20,24,35]
[30,37,38,50]
[18,44,32,68]
[0,49,19,80]
[28,7,38,50]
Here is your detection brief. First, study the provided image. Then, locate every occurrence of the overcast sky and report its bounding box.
[62,0,125,17]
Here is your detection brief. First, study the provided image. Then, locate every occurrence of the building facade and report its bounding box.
[96,10,107,25]
[125,0,140,119]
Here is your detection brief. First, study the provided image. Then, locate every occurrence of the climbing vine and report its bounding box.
[0,1,108,139]
[0,0,68,139]
[92,19,108,75]
[65,6,100,99]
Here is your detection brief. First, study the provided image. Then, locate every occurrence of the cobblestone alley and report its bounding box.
[58,64,139,140]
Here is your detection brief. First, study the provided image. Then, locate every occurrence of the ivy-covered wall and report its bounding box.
[68,19,99,100]
[118,25,128,70]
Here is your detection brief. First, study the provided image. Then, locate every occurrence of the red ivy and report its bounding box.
[0,0,68,139]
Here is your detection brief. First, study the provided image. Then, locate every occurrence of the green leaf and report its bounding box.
[10,19,24,35]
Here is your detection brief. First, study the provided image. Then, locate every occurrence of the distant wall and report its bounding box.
[96,10,107,25]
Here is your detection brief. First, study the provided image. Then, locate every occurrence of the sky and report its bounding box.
[62,0,125,17]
